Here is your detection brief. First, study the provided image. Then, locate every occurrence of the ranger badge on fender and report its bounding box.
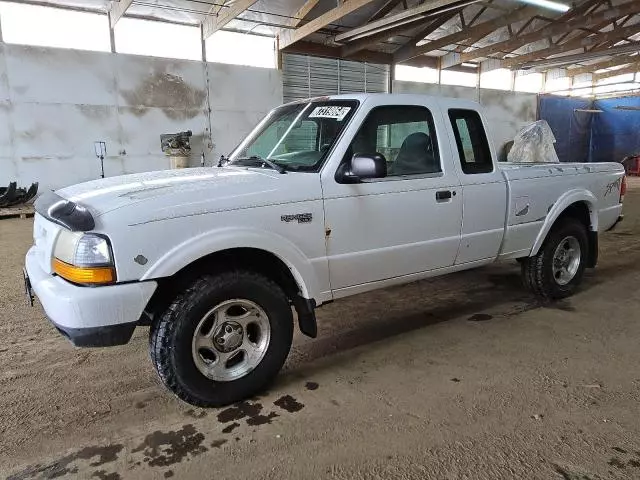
[281,213,312,224]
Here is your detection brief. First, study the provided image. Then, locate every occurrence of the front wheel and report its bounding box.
[521,218,589,299]
[150,271,293,407]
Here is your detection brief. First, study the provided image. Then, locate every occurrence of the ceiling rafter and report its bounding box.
[341,8,461,58]
[279,0,377,50]
[568,54,640,76]
[464,0,603,63]
[333,0,480,44]
[291,0,320,28]
[395,5,537,63]
[594,62,640,80]
[554,0,605,45]
[590,13,639,51]
[503,20,640,70]
[467,1,490,28]
[518,40,640,70]
[367,0,406,23]
[459,0,640,63]
[202,0,257,39]
[390,8,463,59]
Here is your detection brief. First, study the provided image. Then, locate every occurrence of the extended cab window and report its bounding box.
[345,105,441,177]
[448,109,492,174]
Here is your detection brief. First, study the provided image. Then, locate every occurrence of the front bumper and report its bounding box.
[25,247,157,347]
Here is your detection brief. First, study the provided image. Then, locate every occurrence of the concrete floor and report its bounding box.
[1,180,640,480]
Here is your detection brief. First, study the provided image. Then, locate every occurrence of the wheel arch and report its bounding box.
[530,190,598,264]
[142,233,321,337]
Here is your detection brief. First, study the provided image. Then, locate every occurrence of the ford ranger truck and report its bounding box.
[24,94,625,407]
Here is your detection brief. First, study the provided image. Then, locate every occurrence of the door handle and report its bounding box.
[436,190,453,201]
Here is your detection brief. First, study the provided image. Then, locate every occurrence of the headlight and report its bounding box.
[52,231,116,285]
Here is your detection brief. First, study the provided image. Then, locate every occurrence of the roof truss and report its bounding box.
[202,0,257,39]
[459,0,640,63]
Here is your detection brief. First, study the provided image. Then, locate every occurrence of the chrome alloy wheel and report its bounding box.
[552,236,581,286]
[191,299,271,382]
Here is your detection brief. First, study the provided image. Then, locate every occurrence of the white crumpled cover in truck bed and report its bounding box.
[507,120,560,164]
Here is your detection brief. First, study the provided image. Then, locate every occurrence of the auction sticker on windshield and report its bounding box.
[309,106,351,121]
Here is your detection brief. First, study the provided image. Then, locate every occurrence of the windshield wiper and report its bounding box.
[233,155,287,174]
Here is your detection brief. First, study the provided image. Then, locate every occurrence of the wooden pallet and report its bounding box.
[0,205,35,220]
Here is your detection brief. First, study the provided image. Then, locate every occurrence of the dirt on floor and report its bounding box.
[1,180,640,480]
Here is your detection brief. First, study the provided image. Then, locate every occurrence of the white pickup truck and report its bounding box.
[25,94,625,407]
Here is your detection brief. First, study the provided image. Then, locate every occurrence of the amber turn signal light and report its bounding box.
[52,258,116,285]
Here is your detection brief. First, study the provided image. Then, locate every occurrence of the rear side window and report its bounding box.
[448,109,492,174]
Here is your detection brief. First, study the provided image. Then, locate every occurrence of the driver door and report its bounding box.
[321,99,463,296]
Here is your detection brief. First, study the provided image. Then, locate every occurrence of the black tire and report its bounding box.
[521,218,588,299]
[150,271,293,407]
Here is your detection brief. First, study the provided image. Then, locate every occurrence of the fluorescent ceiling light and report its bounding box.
[518,0,570,12]
[461,62,477,68]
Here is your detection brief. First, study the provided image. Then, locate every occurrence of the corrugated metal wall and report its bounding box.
[282,54,389,103]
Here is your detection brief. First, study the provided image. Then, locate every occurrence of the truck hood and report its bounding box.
[57,167,322,224]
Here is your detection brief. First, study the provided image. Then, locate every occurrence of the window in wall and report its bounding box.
[593,82,640,96]
[480,68,512,91]
[345,106,441,177]
[515,72,544,93]
[571,87,593,97]
[440,70,478,88]
[596,73,635,85]
[448,109,492,174]
[115,18,201,61]
[545,75,571,93]
[0,2,110,52]
[206,31,275,68]
[394,65,439,83]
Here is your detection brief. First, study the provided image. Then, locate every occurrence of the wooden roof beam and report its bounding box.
[517,40,640,70]
[594,62,640,81]
[279,0,377,50]
[343,8,461,58]
[291,0,320,28]
[395,5,537,63]
[568,54,640,76]
[503,21,640,70]
[367,0,406,23]
[553,0,610,45]
[391,9,462,59]
[460,0,640,63]
[333,0,481,45]
[202,0,257,39]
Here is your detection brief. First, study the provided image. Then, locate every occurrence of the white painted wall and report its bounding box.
[393,80,538,154]
[0,44,283,191]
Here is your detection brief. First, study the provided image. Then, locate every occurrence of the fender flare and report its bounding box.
[139,226,321,300]
[530,189,598,256]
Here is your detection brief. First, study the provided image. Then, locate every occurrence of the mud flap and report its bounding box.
[586,231,598,268]
[293,296,317,338]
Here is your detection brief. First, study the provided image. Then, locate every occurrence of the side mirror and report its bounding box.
[337,153,387,183]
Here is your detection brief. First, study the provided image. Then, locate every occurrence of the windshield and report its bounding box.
[227,100,359,172]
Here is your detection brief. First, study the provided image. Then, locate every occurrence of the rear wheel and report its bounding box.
[150,271,293,407]
[521,218,588,299]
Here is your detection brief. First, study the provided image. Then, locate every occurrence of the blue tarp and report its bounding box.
[591,96,640,163]
[538,94,640,163]
[538,95,593,163]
